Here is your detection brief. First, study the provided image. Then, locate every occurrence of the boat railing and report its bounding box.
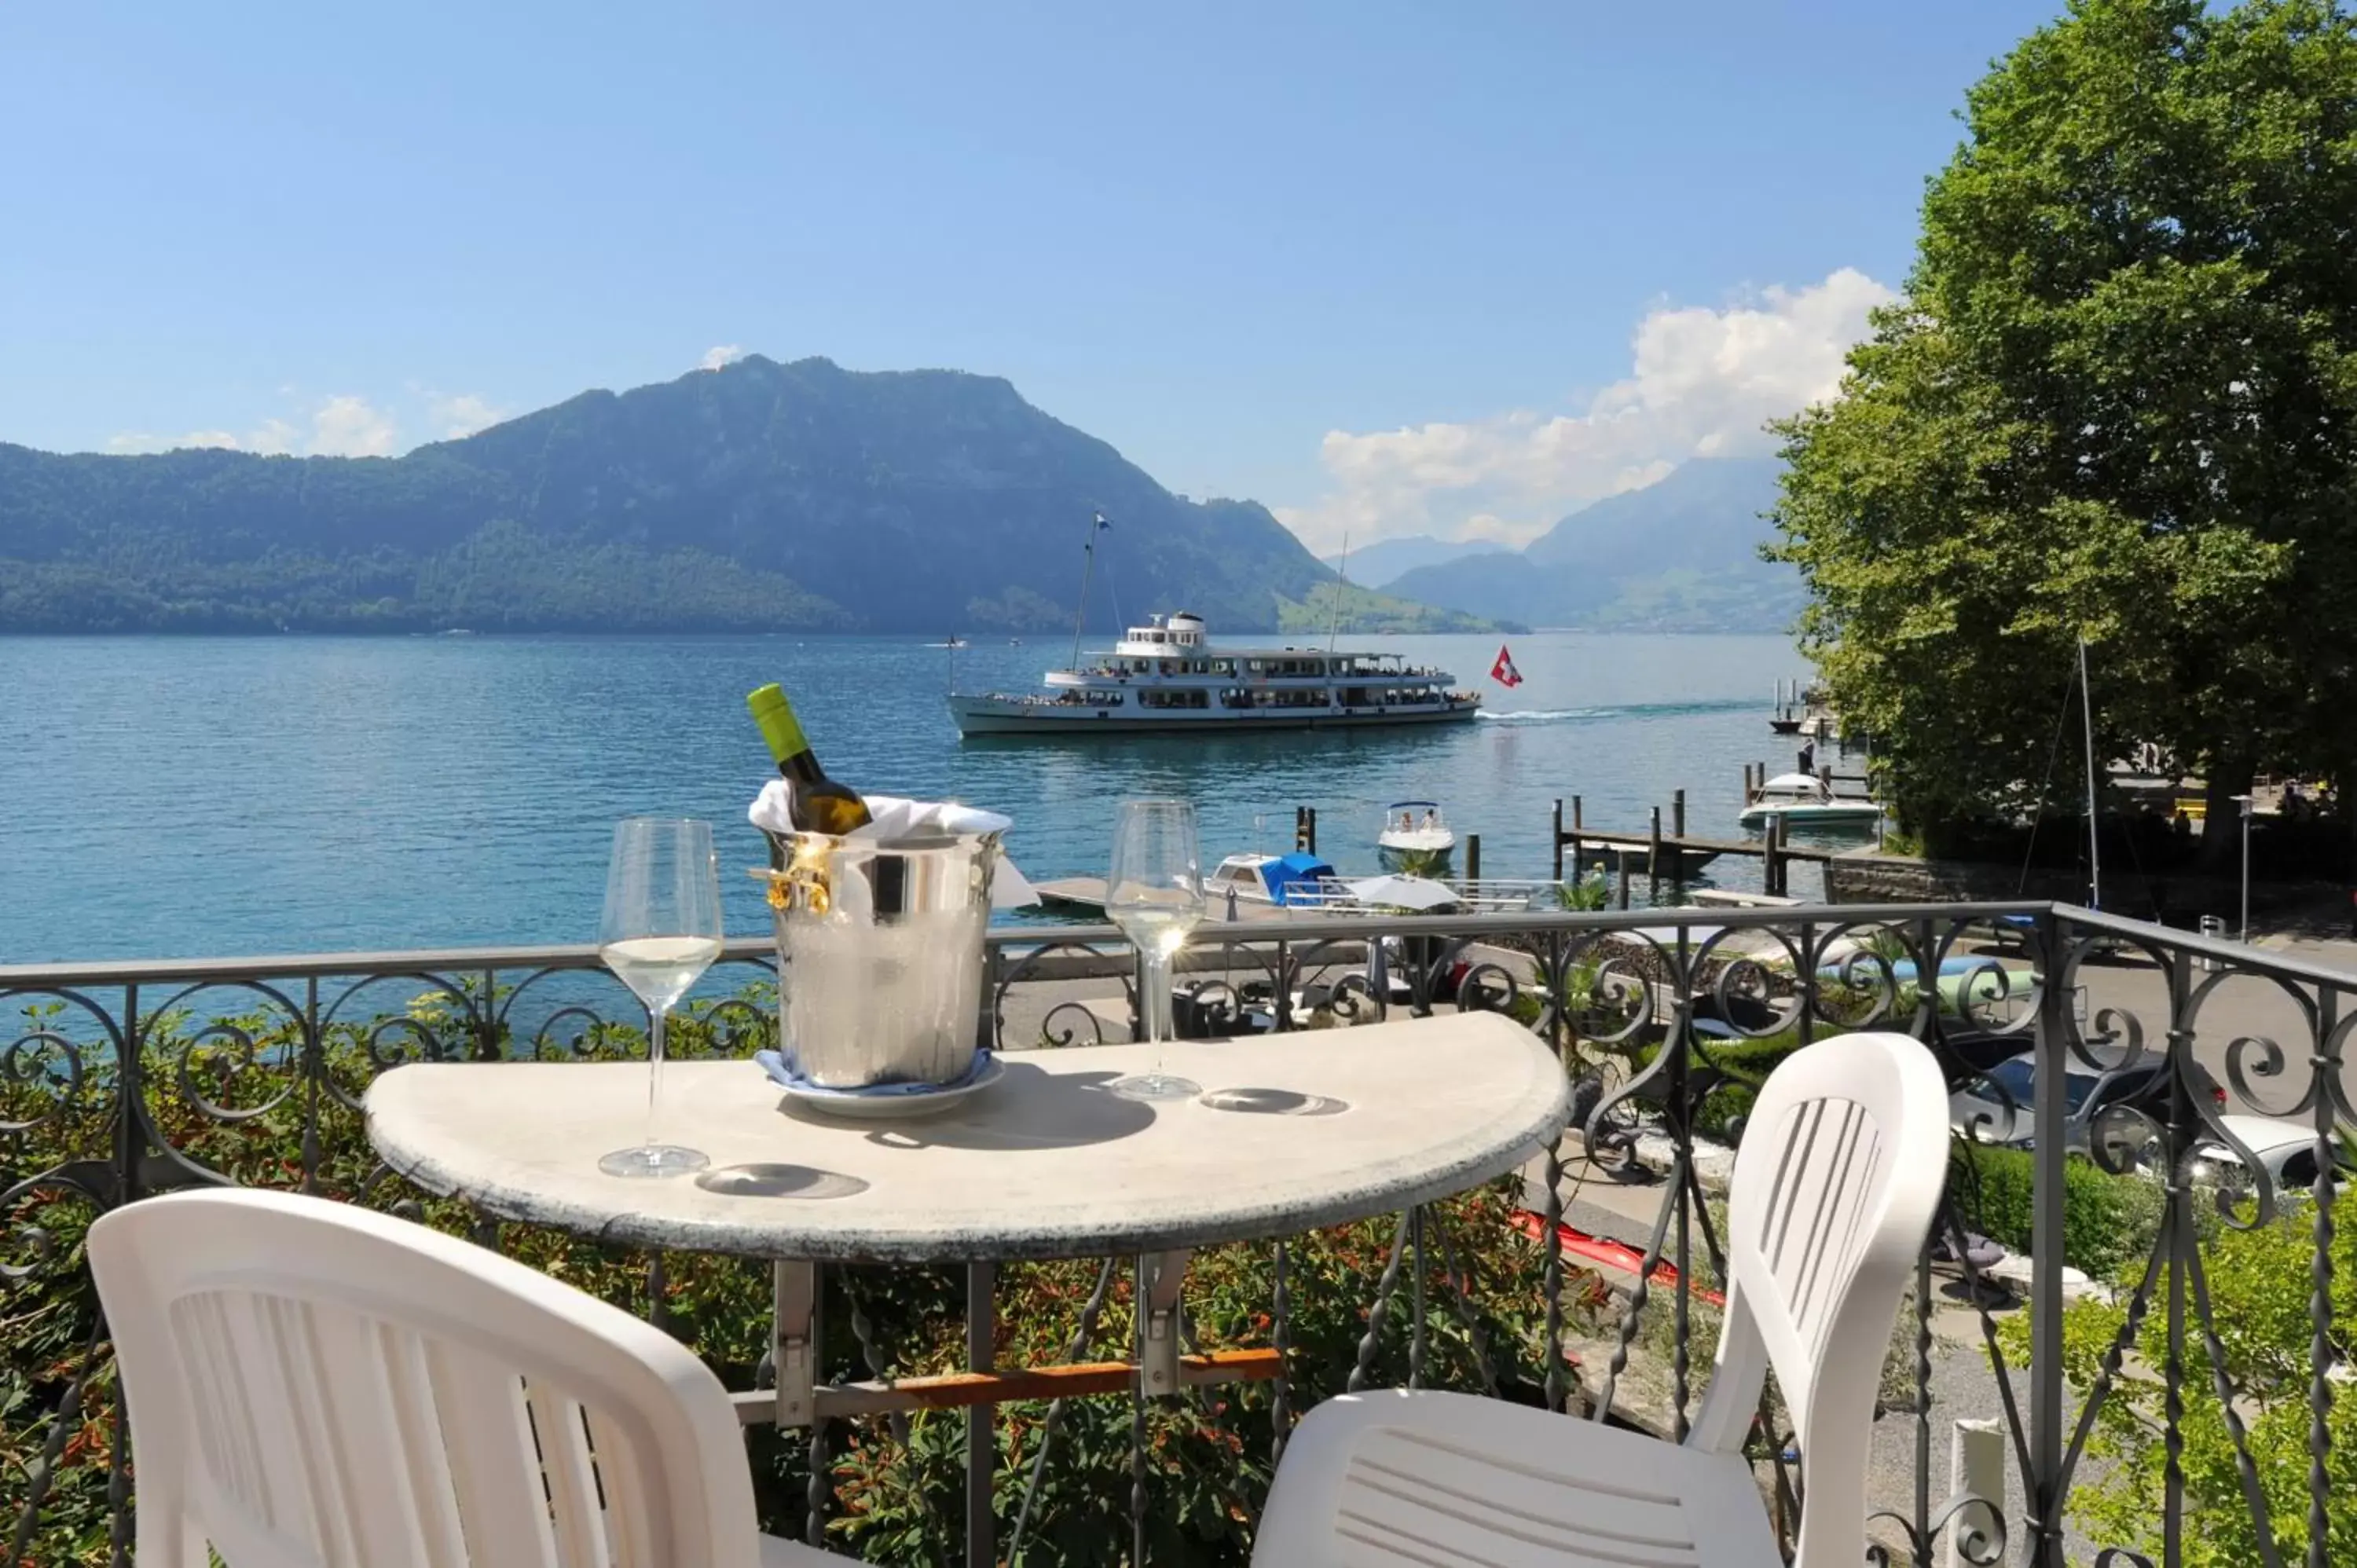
[1281,877,1569,914]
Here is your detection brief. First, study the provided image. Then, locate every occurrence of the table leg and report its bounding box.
[1135,1250,1192,1398]
[966,1261,996,1568]
[773,1260,817,1428]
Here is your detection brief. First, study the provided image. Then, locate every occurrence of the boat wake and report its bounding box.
[1477,698,1759,726]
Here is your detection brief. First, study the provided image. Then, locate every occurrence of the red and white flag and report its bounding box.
[1490,644,1523,688]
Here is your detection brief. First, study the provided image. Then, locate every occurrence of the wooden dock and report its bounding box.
[1552,789,1852,899]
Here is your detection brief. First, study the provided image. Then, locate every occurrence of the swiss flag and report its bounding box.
[1490,644,1523,687]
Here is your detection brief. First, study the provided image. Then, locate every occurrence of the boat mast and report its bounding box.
[1069,512,1105,673]
[2080,638,2101,910]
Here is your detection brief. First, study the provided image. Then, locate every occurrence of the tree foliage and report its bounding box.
[1772,0,2357,834]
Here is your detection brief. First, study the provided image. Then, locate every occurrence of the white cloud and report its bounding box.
[426,392,506,440]
[105,429,241,454]
[1275,267,1895,554]
[700,343,747,371]
[307,394,398,456]
[104,394,400,458]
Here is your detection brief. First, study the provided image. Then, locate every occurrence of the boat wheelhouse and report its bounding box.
[947,612,1483,736]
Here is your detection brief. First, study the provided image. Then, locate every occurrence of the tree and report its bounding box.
[1772,0,2357,854]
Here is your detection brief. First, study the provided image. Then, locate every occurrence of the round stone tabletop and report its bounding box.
[365,1013,1569,1262]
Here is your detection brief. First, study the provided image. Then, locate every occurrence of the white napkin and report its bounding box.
[750,782,1036,910]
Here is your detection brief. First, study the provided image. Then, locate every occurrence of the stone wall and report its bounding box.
[1821,850,2337,925]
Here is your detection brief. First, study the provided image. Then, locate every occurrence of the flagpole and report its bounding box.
[1069,514,1102,673]
[1328,531,1349,658]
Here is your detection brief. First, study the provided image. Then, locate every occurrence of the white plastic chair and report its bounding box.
[88,1187,841,1567]
[1252,1029,1952,1567]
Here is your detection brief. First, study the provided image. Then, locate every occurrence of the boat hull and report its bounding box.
[1738,803,1882,829]
[948,698,1483,737]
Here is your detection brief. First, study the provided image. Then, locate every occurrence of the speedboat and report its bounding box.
[1206,852,1340,908]
[1376,801,1456,871]
[1738,772,1882,830]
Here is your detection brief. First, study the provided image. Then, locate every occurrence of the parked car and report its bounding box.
[1948,1047,2223,1156]
[2186,1114,2344,1195]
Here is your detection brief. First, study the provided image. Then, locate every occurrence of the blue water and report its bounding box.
[0,632,1820,965]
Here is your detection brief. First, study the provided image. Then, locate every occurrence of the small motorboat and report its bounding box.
[1739,773,1882,830]
[1377,800,1456,871]
[1206,852,1339,909]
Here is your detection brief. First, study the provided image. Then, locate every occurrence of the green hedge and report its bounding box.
[1948,1141,2165,1280]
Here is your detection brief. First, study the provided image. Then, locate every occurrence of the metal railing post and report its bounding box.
[2027,908,2070,1568]
[966,1262,997,1566]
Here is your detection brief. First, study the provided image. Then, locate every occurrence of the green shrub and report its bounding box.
[1948,1141,2165,1280]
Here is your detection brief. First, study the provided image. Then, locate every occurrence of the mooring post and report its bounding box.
[1672,788,1686,838]
[1551,798,1564,881]
[1294,807,1308,852]
[1307,806,1318,855]
[1765,815,1786,896]
[1465,833,1481,882]
[1616,849,1632,910]
[1572,794,1584,832]
[1648,806,1663,894]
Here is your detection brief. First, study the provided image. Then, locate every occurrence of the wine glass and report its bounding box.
[597,818,724,1178]
[1104,798,1206,1101]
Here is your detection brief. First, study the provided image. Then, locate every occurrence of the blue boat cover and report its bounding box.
[1266,852,1337,906]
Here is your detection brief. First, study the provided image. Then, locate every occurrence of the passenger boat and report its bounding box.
[1376,801,1456,871]
[946,612,1483,736]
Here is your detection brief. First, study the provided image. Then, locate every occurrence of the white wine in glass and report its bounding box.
[1104,798,1205,1101]
[598,818,724,1178]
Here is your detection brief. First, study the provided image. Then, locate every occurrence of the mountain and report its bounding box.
[0,355,1497,636]
[1318,533,1508,590]
[1380,456,1800,631]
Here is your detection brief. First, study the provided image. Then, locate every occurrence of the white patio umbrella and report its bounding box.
[1343,874,1464,912]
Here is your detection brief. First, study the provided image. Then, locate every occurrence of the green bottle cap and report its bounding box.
[747,683,809,763]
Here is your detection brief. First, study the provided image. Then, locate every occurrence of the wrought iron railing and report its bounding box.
[3,902,2349,1566]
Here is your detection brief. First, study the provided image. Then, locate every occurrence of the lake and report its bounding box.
[0,631,1825,965]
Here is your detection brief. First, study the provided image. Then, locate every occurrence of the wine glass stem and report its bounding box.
[1141,948,1174,1069]
[645,1005,667,1149]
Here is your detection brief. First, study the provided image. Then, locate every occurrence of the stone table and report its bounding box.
[364,1011,1569,1264]
[366,1013,1567,1559]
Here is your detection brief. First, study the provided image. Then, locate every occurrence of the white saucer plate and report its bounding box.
[767,1055,1004,1121]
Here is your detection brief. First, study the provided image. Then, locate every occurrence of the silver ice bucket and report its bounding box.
[756,826,1002,1088]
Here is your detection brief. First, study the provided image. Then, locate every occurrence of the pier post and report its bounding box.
[1307,807,1318,854]
[1551,799,1563,881]
[1765,815,1786,896]
[1572,795,1584,832]
[1465,834,1481,882]
[1648,807,1662,895]
[1672,788,1686,838]
[1616,850,1632,910]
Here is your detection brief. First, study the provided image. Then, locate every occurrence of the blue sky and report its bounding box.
[0,2,2064,551]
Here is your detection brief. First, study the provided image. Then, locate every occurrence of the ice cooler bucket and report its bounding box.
[758,826,1003,1089]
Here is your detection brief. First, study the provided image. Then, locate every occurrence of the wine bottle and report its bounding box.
[747,685,874,836]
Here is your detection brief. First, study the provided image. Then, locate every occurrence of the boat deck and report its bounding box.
[1024,877,1312,923]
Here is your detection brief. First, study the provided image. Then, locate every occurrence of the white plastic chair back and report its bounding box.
[1685,1030,1951,1566]
[88,1188,765,1568]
